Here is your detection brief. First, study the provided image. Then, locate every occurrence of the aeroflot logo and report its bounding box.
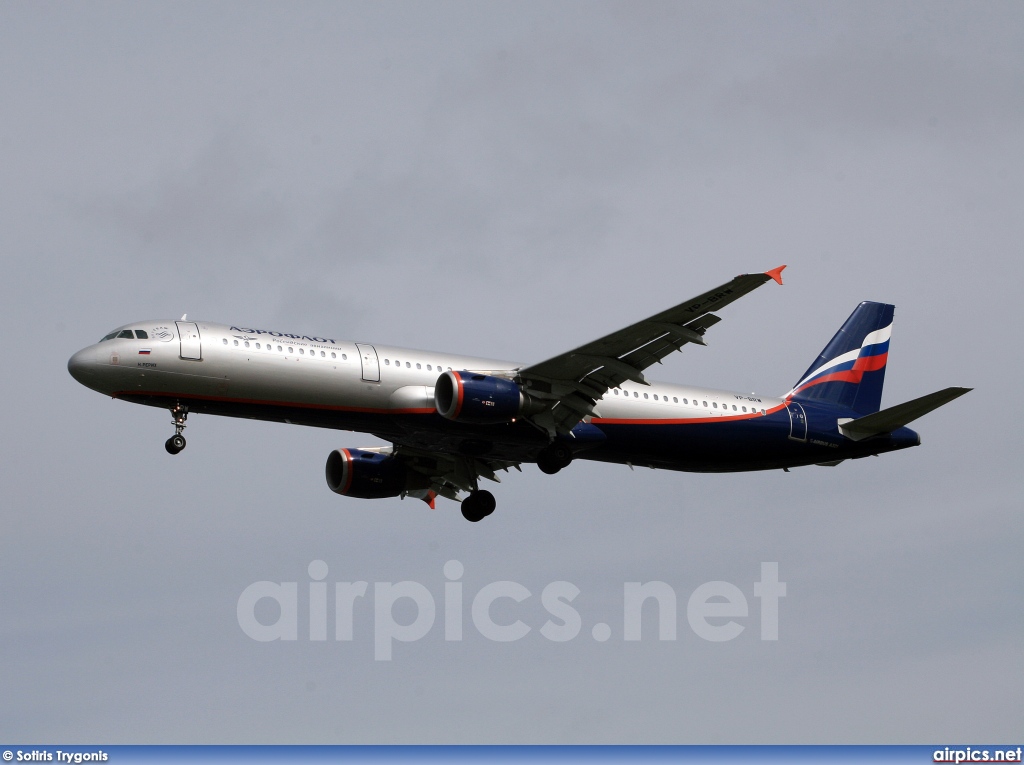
[230,326,338,344]
[236,560,786,661]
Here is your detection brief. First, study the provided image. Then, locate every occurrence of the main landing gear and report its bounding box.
[460,490,496,523]
[164,403,188,455]
[536,442,573,475]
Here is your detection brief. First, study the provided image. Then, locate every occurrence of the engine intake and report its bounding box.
[434,371,524,424]
[325,448,427,499]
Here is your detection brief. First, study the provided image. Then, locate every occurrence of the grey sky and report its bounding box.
[1,1,1021,743]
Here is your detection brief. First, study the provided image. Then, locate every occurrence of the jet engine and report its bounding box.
[434,371,525,425]
[325,448,428,499]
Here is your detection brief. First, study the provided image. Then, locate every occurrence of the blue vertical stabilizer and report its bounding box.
[789,302,894,415]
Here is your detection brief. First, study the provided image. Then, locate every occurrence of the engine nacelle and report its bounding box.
[325,448,426,499]
[434,371,524,424]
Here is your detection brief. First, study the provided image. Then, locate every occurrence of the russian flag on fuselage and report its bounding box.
[788,301,894,416]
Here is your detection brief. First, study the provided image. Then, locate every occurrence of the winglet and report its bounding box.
[765,265,787,285]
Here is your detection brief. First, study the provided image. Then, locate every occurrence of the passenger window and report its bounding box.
[427,364,432,371]
[117,330,134,339]
[256,343,261,349]
[288,347,294,353]
[703,401,708,407]
[742,406,747,412]
[331,353,337,359]
[222,338,228,345]
[683,399,688,405]
[416,363,421,370]
[321,351,325,357]
[244,341,250,348]
[277,345,283,352]
[341,354,347,360]
[713,402,718,408]
[732,405,737,411]
[135,330,148,339]
[643,393,649,399]
[406,362,411,368]
[234,340,239,346]
[614,389,619,395]
[385,359,390,365]
[673,397,678,403]
[634,392,639,398]
[653,394,659,401]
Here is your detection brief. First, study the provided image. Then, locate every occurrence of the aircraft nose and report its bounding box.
[68,347,96,384]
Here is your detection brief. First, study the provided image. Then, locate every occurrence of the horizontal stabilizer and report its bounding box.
[838,387,971,441]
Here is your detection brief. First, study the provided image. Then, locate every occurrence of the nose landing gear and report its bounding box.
[164,404,188,455]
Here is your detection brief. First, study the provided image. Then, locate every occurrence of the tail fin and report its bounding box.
[789,301,894,415]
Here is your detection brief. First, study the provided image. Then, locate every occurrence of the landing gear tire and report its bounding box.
[461,489,496,522]
[537,457,561,475]
[165,403,189,455]
[165,435,186,455]
[537,443,573,475]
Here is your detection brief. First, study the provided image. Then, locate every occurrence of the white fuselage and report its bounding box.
[68,320,782,423]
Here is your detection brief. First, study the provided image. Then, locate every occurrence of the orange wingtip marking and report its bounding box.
[765,265,786,285]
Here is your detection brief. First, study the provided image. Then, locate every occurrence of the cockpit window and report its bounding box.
[135,329,148,339]
[100,331,119,342]
[117,330,134,339]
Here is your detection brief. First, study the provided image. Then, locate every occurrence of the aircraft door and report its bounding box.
[176,322,202,360]
[356,343,380,382]
[787,401,808,442]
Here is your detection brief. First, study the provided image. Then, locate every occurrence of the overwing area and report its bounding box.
[517,266,786,436]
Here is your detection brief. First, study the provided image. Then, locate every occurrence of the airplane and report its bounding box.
[67,266,970,522]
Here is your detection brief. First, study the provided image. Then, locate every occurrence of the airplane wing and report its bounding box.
[388,443,521,506]
[517,266,787,436]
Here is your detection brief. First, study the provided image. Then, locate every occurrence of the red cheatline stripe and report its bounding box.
[792,352,888,396]
[592,402,786,426]
[793,371,861,395]
[852,351,888,372]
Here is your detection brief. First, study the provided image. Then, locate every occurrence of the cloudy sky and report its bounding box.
[2,0,1021,744]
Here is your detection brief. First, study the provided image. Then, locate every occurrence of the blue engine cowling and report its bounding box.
[325,448,426,499]
[434,371,523,424]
